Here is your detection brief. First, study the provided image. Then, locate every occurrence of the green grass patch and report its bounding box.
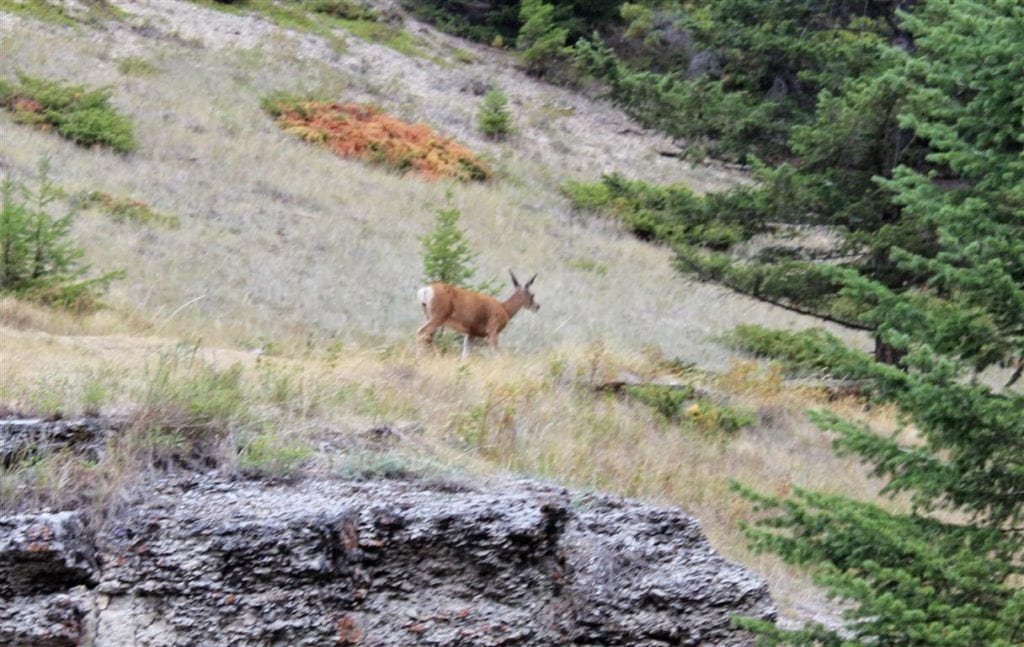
[193,0,430,58]
[451,47,477,64]
[0,0,79,26]
[0,0,127,26]
[117,56,160,77]
[335,17,425,58]
[333,450,443,481]
[237,428,314,477]
[0,74,136,152]
[565,257,608,276]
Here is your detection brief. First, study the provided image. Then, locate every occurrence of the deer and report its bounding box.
[417,271,539,358]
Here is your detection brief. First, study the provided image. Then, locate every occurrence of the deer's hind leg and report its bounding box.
[417,319,443,346]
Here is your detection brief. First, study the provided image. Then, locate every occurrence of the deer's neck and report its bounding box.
[502,291,526,318]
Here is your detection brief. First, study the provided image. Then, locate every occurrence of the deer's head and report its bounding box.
[510,270,539,312]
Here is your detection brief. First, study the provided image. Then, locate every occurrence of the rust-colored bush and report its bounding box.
[269,99,490,181]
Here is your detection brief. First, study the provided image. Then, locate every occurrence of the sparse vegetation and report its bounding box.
[0,0,127,26]
[305,0,377,21]
[199,0,426,56]
[0,74,136,152]
[263,93,491,181]
[622,383,755,434]
[76,191,180,228]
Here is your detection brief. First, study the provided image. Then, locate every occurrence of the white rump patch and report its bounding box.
[417,286,433,307]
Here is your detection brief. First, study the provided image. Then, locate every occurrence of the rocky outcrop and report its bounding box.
[0,416,124,466]
[2,473,775,646]
[0,511,97,646]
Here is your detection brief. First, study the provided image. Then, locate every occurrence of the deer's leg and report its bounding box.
[417,318,445,347]
[461,334,472,359]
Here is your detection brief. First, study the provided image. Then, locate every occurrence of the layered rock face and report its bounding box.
[2,475,775,646]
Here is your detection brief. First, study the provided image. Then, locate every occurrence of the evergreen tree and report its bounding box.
[420,203,478,288]
[732,2,1024,643]
[477,87,515,140]
[517,0,569,77]
[0,159,121,309]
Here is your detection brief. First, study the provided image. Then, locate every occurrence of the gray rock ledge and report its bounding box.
[2,475,775,646]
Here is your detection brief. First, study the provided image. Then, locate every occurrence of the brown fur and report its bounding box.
[417,273,538,355]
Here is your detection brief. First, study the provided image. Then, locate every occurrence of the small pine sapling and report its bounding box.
[477,88,515,140]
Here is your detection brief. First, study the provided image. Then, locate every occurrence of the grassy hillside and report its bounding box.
[1,0,888,621]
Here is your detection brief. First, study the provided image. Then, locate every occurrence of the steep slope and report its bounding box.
[0,0,866,365]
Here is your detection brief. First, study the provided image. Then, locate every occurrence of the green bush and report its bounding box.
[0,160,123,309]
[52,106,136,151]
[562,179,614,211]
[477,88,515,139]
[259,90,306,118]
[0,74,136,152]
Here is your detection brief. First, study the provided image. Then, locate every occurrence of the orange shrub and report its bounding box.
[267,98,491,181]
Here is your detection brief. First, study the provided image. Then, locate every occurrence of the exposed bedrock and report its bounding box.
[2,441,775,645]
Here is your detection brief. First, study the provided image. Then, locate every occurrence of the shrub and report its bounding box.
[0,74,136,153]
[477,88,514,139]
[264,96,491,181]
[0,160,123,310]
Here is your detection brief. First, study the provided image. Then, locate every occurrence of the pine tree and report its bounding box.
[517,0,569,78]
[0,159,122,309]
[732,2,1024,643]
[477,88,514,140]
[420,204,478,288]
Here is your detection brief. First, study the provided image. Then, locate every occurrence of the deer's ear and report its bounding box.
[509,270,520,287]
[525,274,537,289]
